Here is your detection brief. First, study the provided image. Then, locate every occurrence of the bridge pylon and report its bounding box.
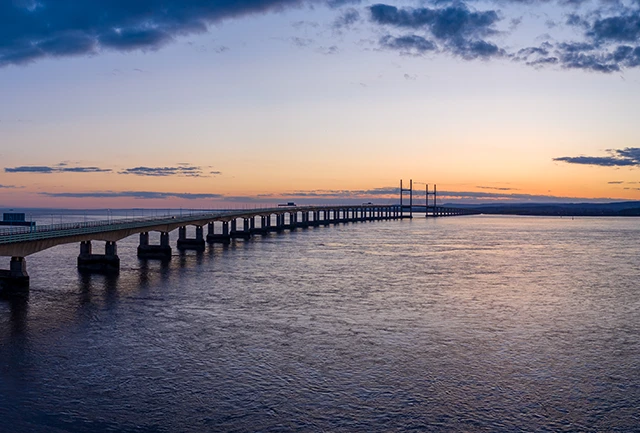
[400,179,413,218]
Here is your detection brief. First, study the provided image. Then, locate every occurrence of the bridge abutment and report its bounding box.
[78,241,120,273]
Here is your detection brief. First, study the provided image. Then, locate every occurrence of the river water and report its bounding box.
[1,215,639,432]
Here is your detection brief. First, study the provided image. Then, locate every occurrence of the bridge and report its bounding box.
[0,184,478,294]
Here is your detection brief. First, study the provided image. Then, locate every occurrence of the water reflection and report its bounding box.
[3,293,29,338]
[137,258,171,289]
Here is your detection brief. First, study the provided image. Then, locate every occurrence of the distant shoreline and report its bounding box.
[453,201,640,217]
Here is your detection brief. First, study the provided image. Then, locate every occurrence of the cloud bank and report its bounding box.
[4,165,111,173]
[554,147,640,167]
[0,0,306,67]
[4,163,214,177]
[2,0,640,73]
[370,3,503,59]
[369,1,640,72]
[42,191,224,200]
[119,165,205,177]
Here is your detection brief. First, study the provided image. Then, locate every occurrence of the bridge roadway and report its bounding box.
[0,204,476,293]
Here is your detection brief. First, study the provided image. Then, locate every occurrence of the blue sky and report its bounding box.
[1,0,639,208]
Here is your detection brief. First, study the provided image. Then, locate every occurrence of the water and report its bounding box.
[1,216,639,432]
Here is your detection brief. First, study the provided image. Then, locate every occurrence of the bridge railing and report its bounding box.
[0,211,226,244]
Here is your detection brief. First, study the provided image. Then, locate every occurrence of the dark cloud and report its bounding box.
[515,44,559,67]
[460,39,502,59]
[5,165,111,173]
[556,46,621,72]
[0,184,19,189]
[541,7,640,72]
[513,39,640,72]
[554,147,640,167]
[369,4,499,38]
[210,170,222,175]
[370,3,504,59]
[516,44,551,58]
[588,12,640,43]
[119,165,204,177]
[368,2,640,72]
[379,35,437,54]
[5,166,55,174]
[0,0,308,67]
[566,13,589,28]
[41,191,224,200]
[60,167,112,173]
[608,181,624,184]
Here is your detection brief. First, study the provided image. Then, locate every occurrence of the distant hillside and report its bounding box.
[452,201,640,216]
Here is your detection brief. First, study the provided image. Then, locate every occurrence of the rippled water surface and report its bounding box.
[1,216,639,432]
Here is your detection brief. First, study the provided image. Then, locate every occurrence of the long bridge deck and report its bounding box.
[0,204,476,293]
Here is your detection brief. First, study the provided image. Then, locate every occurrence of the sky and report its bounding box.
[1,0,640,209]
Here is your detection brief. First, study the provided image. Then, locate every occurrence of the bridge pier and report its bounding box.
[177,225,206,252]
[262,215,274,233]
[251,216,268,235]
[138,232,172,259]
[230,218,251,239]
[78,241,120,273]
[287,212,297,230]
[207,221,231,244]
[297,211,310,228]
[0,257,30,294]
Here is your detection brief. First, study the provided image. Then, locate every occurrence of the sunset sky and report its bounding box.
[1,0,639,208]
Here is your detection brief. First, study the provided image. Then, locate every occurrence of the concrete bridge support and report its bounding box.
[311,211,319,227]
[288,212,297,230]
[263,215,276,233]
[230,218,251,239]
[207,221,231,244]
[297,212,310,228]
[177,225,206,252]
[251,216,268,235]
[0,257,30,293]
[78,241,120,273]
[138,232,172,259]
